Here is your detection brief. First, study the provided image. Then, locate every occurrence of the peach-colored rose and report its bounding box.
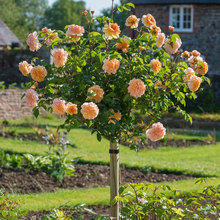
[125,15,140,29]
[187,75,202,91]
[183,68,195,83]
[128,78,146,98]
[52,48,68,68]
[196,61,208,75]
[81,102,99,119]
[169,26,175,32]
[82,10,88,15]
[151,26,161,37]
[150,59,161,74]
[191,50,200,57]
[103,23,121,40]
[88,85,104,103]
[25,89,38,108]
[66,24,85,41]
[66,103,78,115]
[102,58,120,74]
[188,56,203,69]
[41,27,58,46]
[31,65,47,82]
[163,38,182,54]
[108,109,122,124]
[142,14,156,27]
[19,61,32,76]
[181,51,190,59]
[146,122,166,142]
[116,38,130,53]
[26,32,41,52]
[52,98,66,115]
[156,33,165,48]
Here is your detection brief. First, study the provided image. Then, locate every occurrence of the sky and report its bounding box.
[48,0,121,15]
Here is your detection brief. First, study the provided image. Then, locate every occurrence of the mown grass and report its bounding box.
[7,178,220,212]
[1,128,220,177]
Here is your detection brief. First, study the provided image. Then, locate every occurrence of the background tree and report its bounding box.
[43,0,87,30]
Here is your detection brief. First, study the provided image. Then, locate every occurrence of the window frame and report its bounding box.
[169,5,194,33]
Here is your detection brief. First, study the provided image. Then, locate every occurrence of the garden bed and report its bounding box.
[0,164,192,194]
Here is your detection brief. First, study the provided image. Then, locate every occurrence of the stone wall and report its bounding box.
[134,4,220,106]
[0,89,35,119]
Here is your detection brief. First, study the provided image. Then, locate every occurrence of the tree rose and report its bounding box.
[102,58,120,74]
[187,75,202,91]
[150,59,161,74]
[26,31,41,52]
[25,89,38,108]
[125,15,140,29]
[142,14,156,27]
[66,24,85,41]
[88,85,104,103]
[156,33,165,48]
[103,23,121,40]
[52,48,68,68]
[31,65,47,82]
[52,98,66,115]
[146,122,166,142]
[164,38,182,54]
[66,103,78,115]
[81,102,99,119]
[19,61,32,76]
[116,38,129,53]
[128,79,146,98]
[196,61,208,75]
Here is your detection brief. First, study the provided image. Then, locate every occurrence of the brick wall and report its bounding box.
[0,89,37,119]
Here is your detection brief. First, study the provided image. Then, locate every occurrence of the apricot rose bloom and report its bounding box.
[150,59,161,74]
[156,33,165,48]
[192,50,200,57]
[27,31,41,52]
[142,14,156,28]
[163,38,182,54]
[31,65,47,82]
[52,48,68,68]
[108,109,122,124]
[125,15,140,29]
[196,61,208,75]
[66,103,78,115]
[66,24,85,41]
[146,122,166,142]
[102,58,120,74]
[19,61,32,76]
[183,68,195,83]
[25,89,38,108]
[151,26,161,37]
[128,78,146,98]
[88,85,104,103]
[52,98,66,115]
[41,27,58,46]
[81,102,99,120]
[187,75,202,92]
[103,23,121,40]
[116,38,130,53]
[181,51,190,59]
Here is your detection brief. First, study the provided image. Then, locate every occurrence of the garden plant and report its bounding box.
[18,0,210,218]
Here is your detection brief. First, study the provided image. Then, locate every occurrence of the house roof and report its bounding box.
[0,19,22,46]
[131,0,220,4]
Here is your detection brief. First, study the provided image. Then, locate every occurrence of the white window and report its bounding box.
[169,5,193,32]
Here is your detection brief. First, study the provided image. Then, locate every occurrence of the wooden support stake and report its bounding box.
[110,141,119,220]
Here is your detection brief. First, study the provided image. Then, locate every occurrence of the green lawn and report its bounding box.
[1,128,220,177]
[8,178,220,212]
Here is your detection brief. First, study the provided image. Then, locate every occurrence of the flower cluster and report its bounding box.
[19,6,209,143]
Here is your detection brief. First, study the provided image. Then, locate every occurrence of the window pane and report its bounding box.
[183,7,192,30]
[172,7,180,28]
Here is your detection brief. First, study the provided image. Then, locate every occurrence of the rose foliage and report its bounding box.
[20,2,210,144]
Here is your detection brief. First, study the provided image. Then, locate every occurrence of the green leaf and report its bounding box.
[126,3,135,8]
[33,108,39,118]
[97,133,102,142]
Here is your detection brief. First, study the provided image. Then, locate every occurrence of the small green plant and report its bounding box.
[0,81,5,90]
[116,181,220,219]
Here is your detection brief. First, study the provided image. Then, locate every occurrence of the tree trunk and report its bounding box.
[109,141,119,219]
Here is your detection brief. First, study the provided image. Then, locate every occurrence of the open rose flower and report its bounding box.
[66,24,85,41]
[191,50,200,57]
[52,48,68,68]
[183,68,195,83]
[102,58,120,74]
[125,15,140,29]
[52,98,66,115]
[108,109,121,124]
[25,89,38,108]
[27,31,41,52]
[88,85,104,103]
[150,59,161,74]
[146,122,166,142]
[181,51,190,59]
[128,78,146,98]
[31,65,47,82]
[151,26,161,37]
[103,23,121,40]
[142,14,156,28]
[19,61,32,76]
[187,75,202,91]
[66,103,78,115]
[196,61,208,75]
[116,38,130,53]
[41,27,58,46]
[163,38,182,54]
[156,33,165,48]
[81,102,99,119]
